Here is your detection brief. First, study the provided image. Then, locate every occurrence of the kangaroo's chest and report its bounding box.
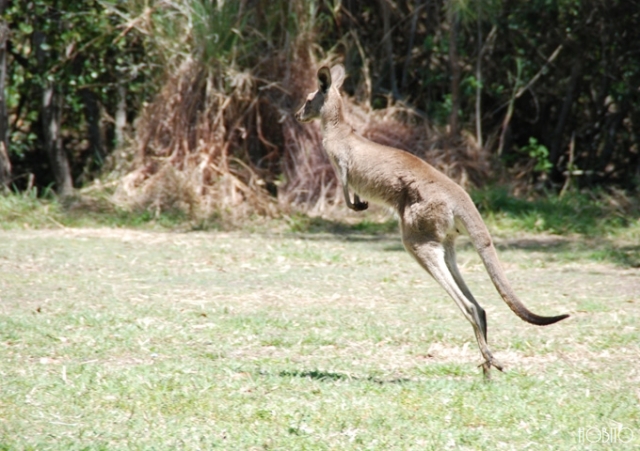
[323,137,405,207]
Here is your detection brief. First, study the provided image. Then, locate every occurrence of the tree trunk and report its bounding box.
[42,83,73,196]
[401,0,423,92]
[34,30,73,197]
[80,87,105,166]
[115,82,127,148]
[0,0,10,190]
[448,3,460,137]
[474,10,483,148]
[549,59,582,180]
[379,0,400,100]
[598,99,628,181]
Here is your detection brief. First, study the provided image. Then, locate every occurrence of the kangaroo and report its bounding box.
[295,64,569,378]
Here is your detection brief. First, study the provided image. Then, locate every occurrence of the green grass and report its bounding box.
[1,186,639,270]
[1,228,638,450]
[469,186,640,267]
[0,191,199,231]
[2,185,639,236]
[471,186,638,237]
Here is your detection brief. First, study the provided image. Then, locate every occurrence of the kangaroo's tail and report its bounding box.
[461,210,570,326]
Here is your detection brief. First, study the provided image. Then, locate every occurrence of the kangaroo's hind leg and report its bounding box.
[443,236,503,377]
[403,236,502,378]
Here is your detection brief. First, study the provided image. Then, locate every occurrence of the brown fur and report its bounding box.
[296,64,569,378]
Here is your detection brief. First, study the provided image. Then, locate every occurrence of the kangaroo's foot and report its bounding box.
[479,357,504,380]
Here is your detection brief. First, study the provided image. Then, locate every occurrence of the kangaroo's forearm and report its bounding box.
[342,184,368,211]
[339,165,368,211]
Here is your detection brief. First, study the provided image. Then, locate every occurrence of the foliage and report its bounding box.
[519,137,552,174]
[2,0,640,217]
[4,0,152,189]
[331,0,640,188]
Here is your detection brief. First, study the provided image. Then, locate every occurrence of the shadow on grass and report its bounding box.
[5,188,637,266]
[454,234,640,268]
[288,188,640,268]
[496,236,640,268]
[276,369,412,385]
[292,219,640,267]
[287,214,399,236]
[288,187,640,238]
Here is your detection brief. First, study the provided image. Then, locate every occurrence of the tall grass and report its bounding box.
[110,0,314,221]
[106,0,491,223]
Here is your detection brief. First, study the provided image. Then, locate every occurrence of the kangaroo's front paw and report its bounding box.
[353,200,368,211]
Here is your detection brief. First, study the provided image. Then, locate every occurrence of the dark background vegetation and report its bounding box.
[1,0,639,218]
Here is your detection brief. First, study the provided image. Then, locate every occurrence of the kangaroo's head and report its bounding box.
[295,64,345,123]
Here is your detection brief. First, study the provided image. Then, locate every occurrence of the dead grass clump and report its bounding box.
[113,56,282,221]
[110,1,492,222]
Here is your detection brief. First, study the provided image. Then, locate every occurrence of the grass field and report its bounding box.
[1,223,639,450]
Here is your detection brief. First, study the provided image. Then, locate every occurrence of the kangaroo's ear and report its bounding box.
[317,66,331,93]
[329,64,345,89]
